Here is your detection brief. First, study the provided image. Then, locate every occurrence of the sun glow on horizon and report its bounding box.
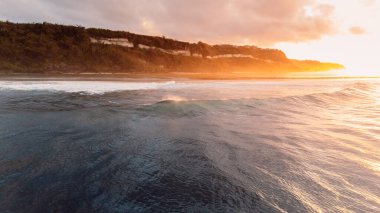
[335,69,380,78]
[273,0,380,77]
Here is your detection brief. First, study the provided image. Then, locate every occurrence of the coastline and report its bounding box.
[0,72,378,82]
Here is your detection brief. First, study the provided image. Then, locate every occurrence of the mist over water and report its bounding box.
[0,79,379,212]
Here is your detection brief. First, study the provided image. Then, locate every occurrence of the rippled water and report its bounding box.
[0,79,379,212]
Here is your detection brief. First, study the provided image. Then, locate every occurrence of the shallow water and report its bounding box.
[0,79,379,212]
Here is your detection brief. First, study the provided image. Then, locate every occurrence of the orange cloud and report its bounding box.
[0,0,337,46]
[359,0,376,7]
[349,26,366,35]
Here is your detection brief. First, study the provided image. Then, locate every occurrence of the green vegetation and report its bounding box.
[0,21,343,75]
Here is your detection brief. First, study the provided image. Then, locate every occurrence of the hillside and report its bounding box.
[0,21,343,77]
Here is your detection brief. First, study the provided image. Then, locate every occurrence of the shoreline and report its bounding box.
[0,72,378,81]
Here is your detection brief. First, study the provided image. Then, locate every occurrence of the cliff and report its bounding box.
[0,21,343,76]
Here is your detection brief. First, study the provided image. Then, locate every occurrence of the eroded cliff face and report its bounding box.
[0,21,343,75]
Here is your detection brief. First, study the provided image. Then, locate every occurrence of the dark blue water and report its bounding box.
[0,79,379,212]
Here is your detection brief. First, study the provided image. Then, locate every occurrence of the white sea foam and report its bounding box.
[0,80,294,94]
[0,81,180,94]
[0,79,375,97]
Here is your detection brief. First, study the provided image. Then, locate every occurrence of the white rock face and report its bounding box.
[90,38,134,47]
[207,54,254,59]
[159,49,191,56]
[138,44,151,49]
[90,37,266,60]
[172,50,191,56]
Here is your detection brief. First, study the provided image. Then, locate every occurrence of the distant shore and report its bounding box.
[0,21,343,77]
[0,72,378,81]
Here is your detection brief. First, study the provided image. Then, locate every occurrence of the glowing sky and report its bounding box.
[0,0,379,76]
[275,0,380,77]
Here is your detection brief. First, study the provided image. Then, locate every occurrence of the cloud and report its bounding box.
[359,0,376,7]
[0,0,337,46]
[349,26,366,35]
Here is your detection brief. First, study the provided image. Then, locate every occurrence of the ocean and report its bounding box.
[0,78,379,212]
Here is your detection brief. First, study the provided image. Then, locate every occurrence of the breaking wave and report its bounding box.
[0,80,179,94]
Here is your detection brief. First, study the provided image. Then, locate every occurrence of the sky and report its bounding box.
[0,0,379,76]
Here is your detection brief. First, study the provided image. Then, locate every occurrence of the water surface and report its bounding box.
[0,79,379,212]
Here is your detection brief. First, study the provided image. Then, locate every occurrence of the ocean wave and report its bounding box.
[1,79,379,212]
[0,80,179,94]
[158,95,189,103]
[149,82,378,105]
[1,79,372,95]
[1,80,378,114]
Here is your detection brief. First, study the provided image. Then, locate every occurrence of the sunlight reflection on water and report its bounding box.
[0,78,379,212]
